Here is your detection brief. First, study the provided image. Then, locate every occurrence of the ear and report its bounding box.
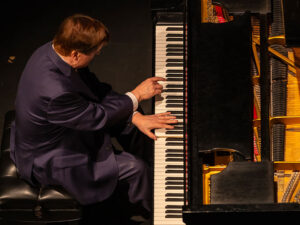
[70,50,79,62]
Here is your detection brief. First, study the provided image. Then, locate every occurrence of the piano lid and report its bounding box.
[212,0,271,15]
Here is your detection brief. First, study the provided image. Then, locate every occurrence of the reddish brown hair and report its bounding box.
[53,14,109,56]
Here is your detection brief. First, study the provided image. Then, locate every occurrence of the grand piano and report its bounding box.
[152,0,300,224]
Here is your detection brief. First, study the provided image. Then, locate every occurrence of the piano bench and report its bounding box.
[0,110,82,224]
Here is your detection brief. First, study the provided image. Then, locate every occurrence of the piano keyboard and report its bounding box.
[154,23,185,225]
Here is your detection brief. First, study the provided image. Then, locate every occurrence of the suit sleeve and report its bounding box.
[47,92,133,131]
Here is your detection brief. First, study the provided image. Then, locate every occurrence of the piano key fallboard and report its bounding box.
[154,23,185,225]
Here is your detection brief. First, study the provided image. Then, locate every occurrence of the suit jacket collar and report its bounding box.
[47,41,76,77]
[46,41,99,102]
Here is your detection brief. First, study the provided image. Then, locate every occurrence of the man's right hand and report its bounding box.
[131,77,165,102]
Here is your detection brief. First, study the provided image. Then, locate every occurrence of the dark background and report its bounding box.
[0,0,153,143]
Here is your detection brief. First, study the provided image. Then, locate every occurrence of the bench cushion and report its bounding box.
[0,110,82,223]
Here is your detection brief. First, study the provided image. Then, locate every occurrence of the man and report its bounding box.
[10,14,177,224]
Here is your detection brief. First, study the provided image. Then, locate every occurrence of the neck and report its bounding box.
[52,44,75,68]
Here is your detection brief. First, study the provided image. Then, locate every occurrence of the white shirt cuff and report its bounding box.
[133,111,139,116]
[125,92,138,112]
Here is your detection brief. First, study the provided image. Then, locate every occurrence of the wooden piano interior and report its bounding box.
[198,0,300,207]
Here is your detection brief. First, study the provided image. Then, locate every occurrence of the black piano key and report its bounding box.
[167,52,183,56]
[165,210,182,214]
[166,181,184,185]
[166,38,184,42]
[163,89,183,93]
[166,164,184,168]
[166,151,183,154]
[166,63,184,67]
[166,156,183,160]
[166,131,184,135]
[166,177,184,180]
[166,131,183,135]
[166,158,184,162]
[165,142,183,145]
[166,70,184,73]
[166,100,184,103]
[166,49,184,52]
[166,33,184,37]
[166,103,183,108]
[166,198,184,202]
[166,74,183,77]
[166,59,184,63]
[166,50,183,55]
[166,170,184,173]
[166,142,183,146]
[165,148,183,151]
[166,153,184,157]
[166,215,182,218]
[166,138,184,141]
[168,110,184,114]
[166,152,183,156]
[166,102,183,107]
[166,170,184,174]
[166,186,184,190]
[166,78,183,81]
[166,27,183,31]
[166,128,183,131]
[166,104,183,107]
[166,213,182,218]
[166,84,184,88]
[165,193,184,197]
[166,204,183,208]
[166,48,184,53]
[166,150,183,153]
[166,95,183,99]
[168,121,183,125]
[166,44,184,48]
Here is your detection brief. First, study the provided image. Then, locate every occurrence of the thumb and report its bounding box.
[144,129,157,140]
[151,76,166,82]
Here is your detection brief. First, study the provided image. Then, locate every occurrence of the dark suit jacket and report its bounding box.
[10,42,133,205]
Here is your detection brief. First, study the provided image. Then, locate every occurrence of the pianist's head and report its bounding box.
[52,14,110,68]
